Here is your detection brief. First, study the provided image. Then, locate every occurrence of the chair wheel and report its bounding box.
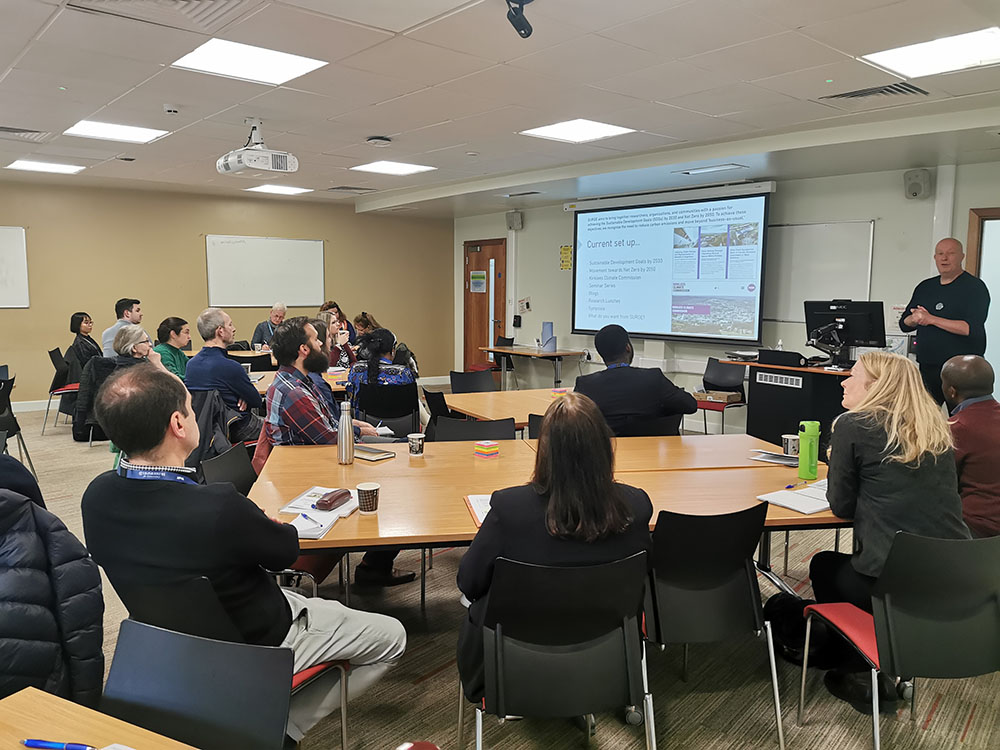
[625,708,644,726]
[897,679,914,701]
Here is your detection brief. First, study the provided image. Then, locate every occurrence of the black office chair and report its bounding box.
[697,357,747,434]
[450,369,498,394]
[0,377,35,478]
[432,417,516,442]
[467,335,519,390]
[457,553,655,750]
[617,414,682,437]
[527,413,544,439]
[226,340,252,351]
[0,365,8,380]
[106,576,348,749]
[799,533,1000,749]
[356,382,419,435]
[42,347,78,434]
[240,352,277,372]
[646,504,784,750]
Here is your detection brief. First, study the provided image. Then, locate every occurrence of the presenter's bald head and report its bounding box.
[934,238,965,279]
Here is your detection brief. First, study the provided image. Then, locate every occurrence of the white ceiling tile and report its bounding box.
[0,68,123,108]
[91,103,203,133]
[265,132,363,156]
[0,0,60,70]
[664,83,798,117]
[286,63,424,104]
[506,34,663,84]
[740,0,906,29]
[15,42,162,88]
[595,131,686,153]
[208,88,345,132]
[914,64,1000,97]
[683,32,850,81]
[601,0,784,60]
[331,87,499,134]
[223,4,391,63]
[612,103,759,141]
[726,100,843,129]
[406,1,589,64]
[752,59,903,99]
[799,0,996,57]
[594,60,736,102]
[0,90,99,131]
[531,0,689,32]
[108,68,269,120]
[37,7,207,65]
[338,36,493,85]
[281,0,471,33]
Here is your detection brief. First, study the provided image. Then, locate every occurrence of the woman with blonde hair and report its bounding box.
[810,351,969,710]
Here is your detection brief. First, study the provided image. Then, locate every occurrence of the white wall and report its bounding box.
[454,163,996,430]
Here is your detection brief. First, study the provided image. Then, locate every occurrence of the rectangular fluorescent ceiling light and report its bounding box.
[244,184,313,195]
[674,163,748,175]
[862,27,1000,78]
[350,161,436,176]
[64,120,168,143]
[172,39,327,85]
[5,159,85,174]
[519,118,635,143]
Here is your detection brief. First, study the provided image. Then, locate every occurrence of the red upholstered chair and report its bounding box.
[696,357,747,434]
[42,347,79,435]
[798,533,1000,749]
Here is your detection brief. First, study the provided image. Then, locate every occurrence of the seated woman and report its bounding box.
[810,351,970,710]
[65,311,101,383]
[456,392,653,701]
[352,311,380,361]
[319,300,356,344]
[113,325,167,373]
[153,317,191,380]
[318,311,356,370]
[251,302,286,350]
[345,328,415,411]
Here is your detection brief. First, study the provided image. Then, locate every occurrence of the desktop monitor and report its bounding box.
[804,300,886,366]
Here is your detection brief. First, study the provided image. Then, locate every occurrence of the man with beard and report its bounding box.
[264,317,414,586]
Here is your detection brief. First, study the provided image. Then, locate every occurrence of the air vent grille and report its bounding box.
[270,153,287,171]
[67,0,264,34]
[327,186,378,194]
[821,82,930,101]
[0,126,53,143]
[505,190,541,197]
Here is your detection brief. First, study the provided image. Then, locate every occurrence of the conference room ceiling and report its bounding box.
[3,0,1000,217]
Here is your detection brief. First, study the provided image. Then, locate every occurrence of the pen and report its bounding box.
[376,420,383,429]
[22,741,97,750]
[785,481,807,489]
[300,512,320,524]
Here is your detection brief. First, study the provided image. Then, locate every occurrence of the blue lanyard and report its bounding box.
[607,362,629,369]
[267,321,275,336]
[118,466,198,484]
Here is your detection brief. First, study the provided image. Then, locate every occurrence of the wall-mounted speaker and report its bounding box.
[505,210,523,230]
[903,168,931,200]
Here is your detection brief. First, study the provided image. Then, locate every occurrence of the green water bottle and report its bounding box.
[798,420,820,481]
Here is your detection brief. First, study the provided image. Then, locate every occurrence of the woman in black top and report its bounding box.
[456,392,653,701]
[65,311,101,383]
[810,351,969,708]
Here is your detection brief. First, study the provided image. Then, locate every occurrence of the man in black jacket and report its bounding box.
[81,364,406,744]
[574,324,697,434]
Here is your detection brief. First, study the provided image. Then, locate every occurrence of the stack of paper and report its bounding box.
[758,479,830,515]
[464,494,492,527]
[474,440,500,458]
[750,449,799,467]
[280,486,359,539]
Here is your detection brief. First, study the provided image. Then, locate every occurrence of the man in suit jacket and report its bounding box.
[574,324,696,435]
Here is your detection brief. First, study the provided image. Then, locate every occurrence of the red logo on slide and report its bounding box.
[748,283,756,292]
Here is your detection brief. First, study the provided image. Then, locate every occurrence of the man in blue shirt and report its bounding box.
[186,307,263,443]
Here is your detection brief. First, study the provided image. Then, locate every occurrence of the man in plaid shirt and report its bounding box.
[264,317,414,587]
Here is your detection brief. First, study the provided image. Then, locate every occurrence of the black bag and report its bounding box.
[763,593,838,669]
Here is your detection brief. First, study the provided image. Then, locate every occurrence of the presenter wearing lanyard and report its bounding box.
[251,302,287,350]
[900,238,990,404]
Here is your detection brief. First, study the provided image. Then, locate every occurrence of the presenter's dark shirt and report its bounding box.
[574,364,697,434]
[82,470,299,646]
[899,271,990,364]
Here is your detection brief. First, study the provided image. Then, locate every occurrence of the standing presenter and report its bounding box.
[900,237,990,403]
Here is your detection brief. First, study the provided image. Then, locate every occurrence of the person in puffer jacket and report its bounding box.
[0,486,104,707]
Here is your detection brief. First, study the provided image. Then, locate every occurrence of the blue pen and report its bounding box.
[22,741,97,750]
[785,481,807,489]
[300,512,319,524]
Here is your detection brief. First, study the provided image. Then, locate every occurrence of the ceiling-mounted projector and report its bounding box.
[216,117,297,175]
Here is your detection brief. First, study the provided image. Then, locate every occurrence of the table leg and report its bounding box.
[553,357,562,387]
[756,531,796,596]
[500,355,508,392]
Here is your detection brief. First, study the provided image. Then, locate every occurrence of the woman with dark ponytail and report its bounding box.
[345,328,416,410]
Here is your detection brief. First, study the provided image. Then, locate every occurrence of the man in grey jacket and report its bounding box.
[101,297,142,356]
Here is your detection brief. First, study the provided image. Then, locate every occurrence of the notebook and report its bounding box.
[758,479,830,515]
[355,444,396,462]
[749,449,799,467]
[464,494,492,527]
[281,487,359,539]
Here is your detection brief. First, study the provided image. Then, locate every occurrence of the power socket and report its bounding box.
[584,348,592,361]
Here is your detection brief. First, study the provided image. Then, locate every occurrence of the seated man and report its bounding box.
[101,297,142,356]
[252,302,286,350]
[941,354,1000,537]
[81,364,406,743]
[265,317,415,587]
[574,324,697,435]
[185,307,263,443]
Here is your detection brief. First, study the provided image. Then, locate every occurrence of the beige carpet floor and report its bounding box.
[9,409,998,750]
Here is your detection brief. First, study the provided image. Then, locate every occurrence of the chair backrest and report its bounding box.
[242,352,276,372]
[201,443,258,496]
[617,414,682,437]
[872,533,1000,680]
[0,378,20,436]
[357,382,418,419]
[103,619,291,750]
[450,369,498,393]
[433,416,516,442]
[111,575,245,643]
[47,347,70,392]
[495,335,515,369]
[422,388,451,420]
[527,413,544,439]
[226,340,252,351]
[482,553,647,718]
[647,503,768,644]
[703,357,746,399]
[0,365,8,381]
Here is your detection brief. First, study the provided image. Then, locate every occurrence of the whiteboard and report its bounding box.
[206,235,324,307]
[0,226,29,308]
[763,221,873,323]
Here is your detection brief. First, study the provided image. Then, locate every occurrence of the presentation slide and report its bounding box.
[572,194,769,343]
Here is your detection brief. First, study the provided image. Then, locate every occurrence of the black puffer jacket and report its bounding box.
[0,489,104,706]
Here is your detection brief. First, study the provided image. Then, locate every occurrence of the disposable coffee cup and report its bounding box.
[408,432,425,456]
[254,343,263,352]
[357,482,380,514]
[782,434,800,456]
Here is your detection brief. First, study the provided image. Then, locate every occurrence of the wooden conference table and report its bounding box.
[252,370,348,396]
[480,344,585,389]
[0,688,194,750]
[249,434,840,596]
[445,387,569,428]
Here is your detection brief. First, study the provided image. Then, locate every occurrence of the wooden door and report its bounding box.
[463,238,506,371]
